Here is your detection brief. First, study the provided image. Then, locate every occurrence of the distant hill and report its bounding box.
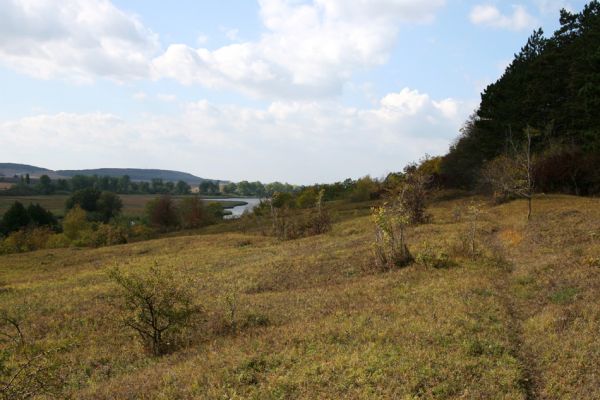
[56,168,219,184]
[0,163,221,184]
[0,163,58,179]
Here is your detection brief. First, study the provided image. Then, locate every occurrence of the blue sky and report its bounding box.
[0,0,586,184]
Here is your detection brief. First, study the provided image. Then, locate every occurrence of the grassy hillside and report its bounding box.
[0,195,598,398]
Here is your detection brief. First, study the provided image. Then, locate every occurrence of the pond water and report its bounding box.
[219,198,263,219]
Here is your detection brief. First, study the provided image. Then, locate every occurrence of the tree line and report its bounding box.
[439,1,600,195]
[0,190,227,253]
[0,174,194,196]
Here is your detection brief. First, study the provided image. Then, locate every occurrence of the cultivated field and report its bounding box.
[0,195,598,398]
[0,195,246,217]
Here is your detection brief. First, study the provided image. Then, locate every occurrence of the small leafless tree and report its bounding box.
[466,201,483,258]
[481,126,537,220]
[307,189,332,235]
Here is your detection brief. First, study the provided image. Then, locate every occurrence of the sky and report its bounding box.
[0,0,587,184]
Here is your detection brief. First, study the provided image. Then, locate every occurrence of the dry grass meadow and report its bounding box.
[0,195,598,399]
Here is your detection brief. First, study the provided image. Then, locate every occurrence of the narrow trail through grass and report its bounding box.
[493,262,540,400]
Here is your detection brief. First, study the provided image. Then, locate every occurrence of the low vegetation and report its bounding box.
[0,192,597,398]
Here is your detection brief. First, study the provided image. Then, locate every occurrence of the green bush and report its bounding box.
[415,242,454,269]
[62,206,92,240]
[0,228,53,254]
[108,263,204,356]
[45,233,71,249]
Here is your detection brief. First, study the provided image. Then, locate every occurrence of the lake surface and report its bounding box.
[218,198,262,219]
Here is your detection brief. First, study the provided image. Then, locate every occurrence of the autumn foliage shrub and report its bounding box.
[371,193,413,271]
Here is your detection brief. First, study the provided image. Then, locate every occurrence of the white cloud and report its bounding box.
[0,88,469,183]
[196,34,209,45]
[0,0,160,83]
[224,28,240,41]
[534,0,573,14]
[0,0,447,99]
[156,94,177,102]
[133,91,147,101]
[432,98,460,119]
[380,88,430,117]
[152,0,446,99]
[469,4,537,31]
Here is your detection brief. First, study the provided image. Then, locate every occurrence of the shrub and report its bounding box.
[0,312,65,400]
[62,206,92,241]
[415,242,454,269]
[26,204,58,230]
[129,224,156,241]
[0,202,30,235]
[205,202,225,223]
[91,224,128,247]
[296,189,318,208]
[371,192,413,271]
[269,190,331,240]
[399,164,432,224]
[0,228,53,254]
[45,233,71,249]
[350,176,379,202]
[145,196,180,231]
[305,189,331,235]
[179,196,206,229]
[108,263,203,356]
[451,201,484,259]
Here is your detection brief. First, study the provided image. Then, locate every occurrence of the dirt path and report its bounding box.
[490,230,541,400]
[495,270,540,400]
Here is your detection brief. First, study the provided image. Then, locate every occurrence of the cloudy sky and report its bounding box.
[0,0,584,184]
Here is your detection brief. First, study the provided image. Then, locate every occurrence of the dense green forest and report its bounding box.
[441,1,600,195]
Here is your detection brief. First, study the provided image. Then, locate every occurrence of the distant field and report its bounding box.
[0,195,246,217]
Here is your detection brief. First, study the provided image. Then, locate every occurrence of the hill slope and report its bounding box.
[56,168,219,184]
[1,195,598,398]
[0,163,221,184]
[0,163,55,178]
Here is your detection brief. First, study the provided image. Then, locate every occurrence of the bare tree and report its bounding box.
[481,126,537,220]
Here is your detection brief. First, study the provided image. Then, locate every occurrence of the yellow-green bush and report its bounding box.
[0,228,53,254]
[45,233,71,249]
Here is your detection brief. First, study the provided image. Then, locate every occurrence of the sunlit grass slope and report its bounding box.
[0,195,598,399]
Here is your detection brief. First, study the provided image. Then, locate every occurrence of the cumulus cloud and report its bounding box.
[152,0,446,98]
[0,88,469,183]
[534,0,573,14]
[133,91,147,101]
[469,4,537,31]
[156,93,177,102]
[0,0,160,82]
[0,0,447,98]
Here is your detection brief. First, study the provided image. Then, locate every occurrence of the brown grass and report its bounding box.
[0,194,598,398]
